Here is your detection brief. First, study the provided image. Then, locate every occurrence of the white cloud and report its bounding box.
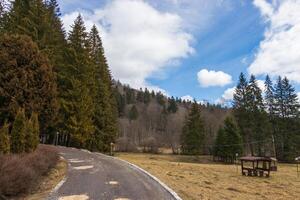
[61,0,194,90]
[256,79,266,92]
[197,69,232,87]
[249,0,300,83]
[181,95,194,102]
[215,87,236,105]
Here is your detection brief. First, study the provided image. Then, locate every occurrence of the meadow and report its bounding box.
[117,153,300,200]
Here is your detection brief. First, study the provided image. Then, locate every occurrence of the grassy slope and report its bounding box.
[117,153,300,200]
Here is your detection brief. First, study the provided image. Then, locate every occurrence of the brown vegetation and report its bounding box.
[117,153,300,200]
[0,145,59,198]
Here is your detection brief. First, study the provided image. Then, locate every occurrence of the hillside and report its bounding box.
[113,81,231,153]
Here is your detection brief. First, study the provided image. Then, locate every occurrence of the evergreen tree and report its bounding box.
[60,15,95,148]
[30,112,40,150]
[181,102,205,155]
[137,88,144,102]
[11,108,26,153]
[156,92,165,107]
[223,117,243,162]
[0,34,58,132]
[273,76,300,160]
[167,96,178,113]
[129,105,139,121]
[24,117,34,153]
[247,75,271,156]
[265,75,275,117]
[0,122,10,154]
[143,88,151,104]
[233,73,251,152]
[24,112,39,152]
[88,24,118,152]
[213,127,227,160]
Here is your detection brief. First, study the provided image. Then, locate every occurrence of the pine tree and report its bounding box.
[273,76,300,160]
[247,75,271,156]
[213,127,227,161]
[88,24,118,152]
[265,75,275,117]
[143,88,151,104]
[129,105,139,121]
[66,79,95,148]
[0,122,10,154]
[25,112,40,152]
[167,96,178,113]
[25,117,34,153]
[60,15,95,148]
[233,73,251,153]
[0,34,58,132]
[181,102,205,155]
[223,117,243,162]
[11,108,26,153]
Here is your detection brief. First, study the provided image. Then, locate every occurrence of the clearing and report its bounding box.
[117,153,300,200]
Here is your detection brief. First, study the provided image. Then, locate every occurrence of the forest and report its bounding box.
[0,0,299,163]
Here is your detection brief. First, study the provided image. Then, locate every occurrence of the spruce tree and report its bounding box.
[24,117,34,153]
[61,15,95,148]
[265,75,275,117]
[181,102,205,155]
[213,127,227,161]
[247,75,271,156]
[11,108,26,153]
[167,96,178,113]
[129,105,139,121]
[0,34,58,132]
[143,88,151,104]
[223,117,243,162]
[273,76,300,160]
[233,73,251,153]
[24,114,39,153]
[0,122,10,154]
[88,24,118,152]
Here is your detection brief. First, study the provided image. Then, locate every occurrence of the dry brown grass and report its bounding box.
[117,153,300,200]
[0,145,60,198]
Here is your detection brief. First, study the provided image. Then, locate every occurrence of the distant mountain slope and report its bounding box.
[113,81,231,153]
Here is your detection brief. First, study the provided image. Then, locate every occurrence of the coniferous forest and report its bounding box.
[0,0,299,162]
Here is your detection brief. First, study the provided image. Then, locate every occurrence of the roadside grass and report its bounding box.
[0,145,62,199]
[117,153,300,200]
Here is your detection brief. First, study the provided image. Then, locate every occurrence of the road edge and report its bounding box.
[93,151,182,200]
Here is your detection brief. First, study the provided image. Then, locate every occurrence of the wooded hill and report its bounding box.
[113,82,230,153]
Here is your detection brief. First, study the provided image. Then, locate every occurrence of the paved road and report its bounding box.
[47,146,177,200]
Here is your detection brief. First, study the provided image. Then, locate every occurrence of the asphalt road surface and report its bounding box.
[47,146,178,200]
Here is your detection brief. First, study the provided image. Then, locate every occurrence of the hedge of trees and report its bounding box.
[0,0,117,153]
[0,108,39,154]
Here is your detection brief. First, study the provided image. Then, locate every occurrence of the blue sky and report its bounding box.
[58,0,300,104]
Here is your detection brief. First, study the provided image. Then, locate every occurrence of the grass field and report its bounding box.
[117,153,300,200]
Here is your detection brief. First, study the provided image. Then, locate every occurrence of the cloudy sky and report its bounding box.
[58,0,300,104]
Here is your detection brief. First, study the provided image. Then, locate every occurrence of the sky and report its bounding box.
[57,0,300,105]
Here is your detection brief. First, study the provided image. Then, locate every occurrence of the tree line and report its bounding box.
[0,0,117,153]
[212,73,300,162]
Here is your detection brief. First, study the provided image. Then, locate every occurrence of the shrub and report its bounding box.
[0,145,59,197]
[0,123,10,154]
[10,108,26,153]
[25,113,40,153]
[141,137,159,153]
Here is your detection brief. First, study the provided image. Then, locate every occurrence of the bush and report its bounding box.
[25,113,40,153]
[0,145,59,197]
[10,108,26,153]
[116,137,137,152]
[141,137,159,153]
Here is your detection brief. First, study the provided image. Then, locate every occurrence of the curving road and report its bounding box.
[47,146,179,200]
